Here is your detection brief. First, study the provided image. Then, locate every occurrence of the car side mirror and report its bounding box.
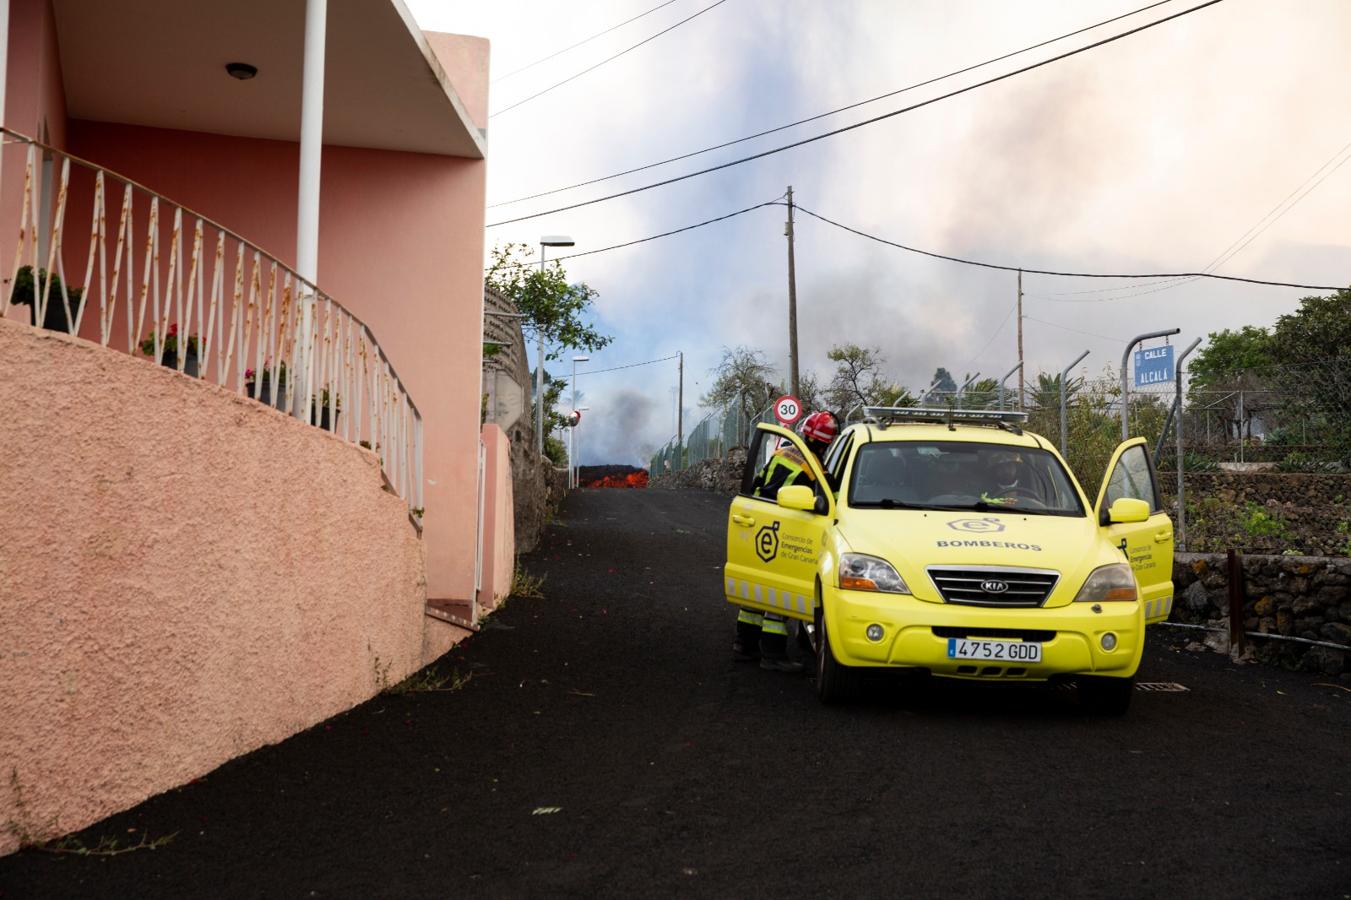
[777,485,816,512]
[1107,497,1150,524]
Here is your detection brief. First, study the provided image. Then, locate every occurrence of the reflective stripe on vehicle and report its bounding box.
[725,578,810,615]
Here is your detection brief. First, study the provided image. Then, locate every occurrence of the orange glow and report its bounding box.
[839,576,878,591]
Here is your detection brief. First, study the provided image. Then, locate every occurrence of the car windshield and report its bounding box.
[848,440,1084,516]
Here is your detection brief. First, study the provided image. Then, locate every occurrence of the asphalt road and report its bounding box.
[3,489,1349,899]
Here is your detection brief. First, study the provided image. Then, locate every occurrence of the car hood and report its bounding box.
[836,508,1111,605]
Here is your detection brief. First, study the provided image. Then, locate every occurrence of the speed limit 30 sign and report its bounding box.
[773,395,803,426]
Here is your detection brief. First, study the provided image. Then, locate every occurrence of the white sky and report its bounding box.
[408,0,1351,465]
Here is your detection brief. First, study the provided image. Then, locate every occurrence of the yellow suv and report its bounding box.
[724,408,1174,713]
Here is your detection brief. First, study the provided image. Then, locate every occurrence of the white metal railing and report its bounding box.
[0,128,423,517]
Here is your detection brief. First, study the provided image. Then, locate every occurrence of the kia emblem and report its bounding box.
[981,580,1009,594]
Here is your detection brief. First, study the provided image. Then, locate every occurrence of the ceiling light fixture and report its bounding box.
[225,62,258,81]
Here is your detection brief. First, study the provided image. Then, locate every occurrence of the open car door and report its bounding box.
[724,423,835,623]
[1094,438,1175,623]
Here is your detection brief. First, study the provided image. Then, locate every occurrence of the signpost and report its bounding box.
[1133,345,1176,387]
[774,395,803,426]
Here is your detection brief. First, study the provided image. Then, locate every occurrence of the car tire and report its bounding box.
[1078,675,1134,715]
[815,609,858,705]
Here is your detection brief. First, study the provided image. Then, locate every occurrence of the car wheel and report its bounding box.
[1078,675,1134,715]
[815,609,858,705]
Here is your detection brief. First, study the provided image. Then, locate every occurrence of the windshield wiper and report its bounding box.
[851,498,920,509]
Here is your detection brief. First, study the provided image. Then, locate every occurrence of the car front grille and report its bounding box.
[926,566,1059,608]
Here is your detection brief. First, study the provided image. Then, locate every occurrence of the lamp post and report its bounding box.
[574,406,590,487]
[570,355,589,488]
[535,235,575,454]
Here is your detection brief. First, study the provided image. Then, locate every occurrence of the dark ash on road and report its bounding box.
[2,490,1347,898]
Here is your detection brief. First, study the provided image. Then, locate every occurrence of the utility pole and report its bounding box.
[676,351,684,451]
[785,185,800,399]
[1016,269,1025,409]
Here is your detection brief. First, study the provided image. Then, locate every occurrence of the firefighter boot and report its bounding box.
[759,615,805,673]
[734,608,763,662]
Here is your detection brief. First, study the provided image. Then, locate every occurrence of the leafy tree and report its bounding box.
[1027,371,1083,412]
[702,346,779,418]
[1270,289,1351,363]
[821,343,915,413]
[1187,325,1275,391]
[486,243,612,363]
[958,377,1000,409]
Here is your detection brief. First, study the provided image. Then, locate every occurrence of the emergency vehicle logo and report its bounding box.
[947,517,1005,533]
[756,521,781,563]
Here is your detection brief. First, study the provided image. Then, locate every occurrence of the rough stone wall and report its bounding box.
[1171,553,1350,678]
[649,448,746,493]
[1160,471,1351,556]
[509,431,568,556]
[1162,471,1351,508]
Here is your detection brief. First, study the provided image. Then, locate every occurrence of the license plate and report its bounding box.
[947,638,1042,663]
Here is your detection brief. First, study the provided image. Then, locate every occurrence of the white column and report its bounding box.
[295,0,327,419]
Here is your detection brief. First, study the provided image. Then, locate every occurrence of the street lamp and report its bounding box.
[574,406,590,488]
[570,355,589,488]
[535,235,575,454]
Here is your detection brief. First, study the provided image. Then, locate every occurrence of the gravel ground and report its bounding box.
[2,489,1348,898]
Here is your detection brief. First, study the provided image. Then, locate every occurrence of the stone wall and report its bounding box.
[649,449,745,493]
[1171,552,1350,678]
[1161,471,1351,556]
[510,432,568,555]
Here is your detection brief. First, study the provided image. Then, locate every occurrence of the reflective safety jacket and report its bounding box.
[755,444,817,499]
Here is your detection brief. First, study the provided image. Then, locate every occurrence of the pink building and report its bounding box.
[0,0,511,854]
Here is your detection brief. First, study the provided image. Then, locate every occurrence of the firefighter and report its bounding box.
[735,410,840,672]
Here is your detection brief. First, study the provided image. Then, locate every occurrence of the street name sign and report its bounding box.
[1134,345,1175,386]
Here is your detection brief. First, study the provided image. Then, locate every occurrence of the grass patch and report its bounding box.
[386,667,474,695]
[511,566,546,600]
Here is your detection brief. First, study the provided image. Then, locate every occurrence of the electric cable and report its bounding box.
[1023,314,1119,342]
[1031,136,1351,302]
[490,0,731,118]
[792,203,1343,291]
[573,354,681,376]
[486,0,1228,227]
[492,0,682,84]
[488,0,1178,209]
[485,193,785,272]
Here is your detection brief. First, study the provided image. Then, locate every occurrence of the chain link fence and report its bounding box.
[649,401,774,474]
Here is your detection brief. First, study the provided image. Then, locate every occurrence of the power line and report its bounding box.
[492,0,682,84]
[1023,314,1118,342]
[1031,136,1351,302]
[485,194,785,272]
[792,204,1344,291]
[489,0,731,119]
[962,297,1020,374]
[488,0,1177,209]
[574,354,681,376]
[486,0,1229,227]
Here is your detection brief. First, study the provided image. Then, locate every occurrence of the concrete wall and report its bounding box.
[1,9,492,605]
[0,319,428,854]
[58,120,486,605]
[480,424,515,609]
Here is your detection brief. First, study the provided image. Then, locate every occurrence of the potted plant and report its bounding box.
[8,266,83,333]
[140,323,200,376]
[313,387,341,432]
[244,362,291,410]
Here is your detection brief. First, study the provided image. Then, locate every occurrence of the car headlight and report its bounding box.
[839,553,910,594]
[1073,563,1138,603]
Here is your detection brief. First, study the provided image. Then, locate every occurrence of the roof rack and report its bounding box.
[857,406,1027,434]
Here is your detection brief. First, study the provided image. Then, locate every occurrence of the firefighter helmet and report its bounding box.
[801,411,839,444]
